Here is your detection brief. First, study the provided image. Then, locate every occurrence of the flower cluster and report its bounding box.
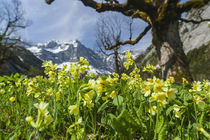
[26,102,53,130]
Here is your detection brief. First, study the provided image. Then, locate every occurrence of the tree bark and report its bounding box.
[114,47,120,75]
[152,21,193,83]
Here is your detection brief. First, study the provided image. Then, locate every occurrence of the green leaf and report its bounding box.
[0,76,5,82]
[71,134,77,140]
[97,100,109,113]
[166,106,174,116]
[14,73,20,79]
[158,119,167,140]
[113,95,123,106]
[109,109,138,139]
[156,115,164,133]
[173,136,181,140]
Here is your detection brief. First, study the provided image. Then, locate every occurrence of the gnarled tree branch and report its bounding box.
[180,17,210,24]
[103,24,151,50]
[178,0,209,13]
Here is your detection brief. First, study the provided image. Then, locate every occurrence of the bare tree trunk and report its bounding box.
[152,21,193,83]
[114,47,120,74]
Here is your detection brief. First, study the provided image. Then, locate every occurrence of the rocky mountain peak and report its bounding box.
[27,40,113,74]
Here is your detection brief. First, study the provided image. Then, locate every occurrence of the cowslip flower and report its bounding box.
[166,88,177,101]
[143,64,156,74]
[149,106,157,116]
[84,101,94,109]
[47,88,53,96]
[0,89,5,94]
[182,78,189,84]
[125,51,131,58]
[49,71,57,77]
[34,102,49,115]
[56,92,61,101]
[121,73,129,81]
[166,77,175,85]
[154,82,165,93]
[192,81,202,92]
[9,97,15,103]
[69,105,79,116]
[26,116,33,123]
[173,104,183,118]
[197,100,205,109]
[35,92,41,98]
[110,91,117,98]
[142,86,151,97]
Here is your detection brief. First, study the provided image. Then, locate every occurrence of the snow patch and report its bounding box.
[27,46,41,53]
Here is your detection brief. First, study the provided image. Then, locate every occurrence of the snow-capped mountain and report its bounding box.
[27,40,112,74]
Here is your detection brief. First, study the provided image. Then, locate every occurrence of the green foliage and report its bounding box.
[0,57,209,139]
[109,109,138,139]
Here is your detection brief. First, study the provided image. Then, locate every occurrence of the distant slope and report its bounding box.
[0,45,44,77]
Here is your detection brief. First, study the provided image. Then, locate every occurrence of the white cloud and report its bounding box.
[20,0,150,50]
[20,0,100,46]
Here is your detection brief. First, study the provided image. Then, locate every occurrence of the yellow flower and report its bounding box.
[146,77,156,85]
[124,62,130,70]
[69,105,79,116]
[56,92,61,101]
[202,80,210,91]
[143,64,156,73]
[84,94,92,101]
[9,97,15,103]
[84,101,94,109]
[166,77,175,85]
[149,106,157,116]
[121,73,129,81]
[79,66,86,74]
[158,100,167,107]
[149,93,157,102]
[182,78,189,84]
[166,88,177,101]
[192,81,202,92]
[26,86,34,96]
[49,71,57,77]
[125,51,131,58]
[194,95,201,101]
[42,60,51,67]
[0,89,5,94]
[110,91,117,98]
[106,76,114,83]
[47,88,53,96]
[79,57,89,66]
[35,92,41,98]
[88,72,95,78]
[26,116,33,123]
[154,83,164,93]
[44,114,53,125]
[123,58,133,70]
[197,100,205,109]
[173,104,183,118]
[142,86,151,97]
[173,104,181,112]
[175,111,182,118]
[34,102,49,115]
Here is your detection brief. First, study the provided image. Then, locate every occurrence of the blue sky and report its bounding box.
[19,0,152,51]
